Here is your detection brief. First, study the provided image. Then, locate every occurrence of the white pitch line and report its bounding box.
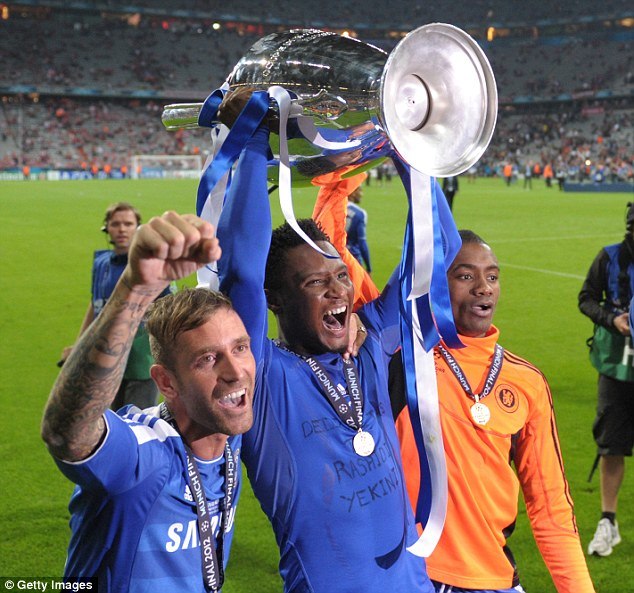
[500,262,585,280]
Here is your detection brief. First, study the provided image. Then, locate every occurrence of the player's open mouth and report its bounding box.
[219,388,246,408]
[472,303,493,317]
[323,306,347,331]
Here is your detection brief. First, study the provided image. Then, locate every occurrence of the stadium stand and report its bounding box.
[0,96,207,171]
[1,1,632,184]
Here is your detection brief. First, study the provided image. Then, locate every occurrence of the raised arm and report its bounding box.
[311,170,379,310]
[42,213,220,461]
[217,116,272,362]
[312,165,404,351]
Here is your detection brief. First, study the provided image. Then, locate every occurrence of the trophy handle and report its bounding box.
[162,103,206,130]
[161,92,347,131]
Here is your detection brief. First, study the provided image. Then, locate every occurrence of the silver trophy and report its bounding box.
[162,24,497,182]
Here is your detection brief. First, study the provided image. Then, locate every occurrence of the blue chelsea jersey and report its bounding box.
[91,250,127,317]
[55,406,241,593]
[91,250,173,318]
[242,326,431,593]
[346,202,371,272]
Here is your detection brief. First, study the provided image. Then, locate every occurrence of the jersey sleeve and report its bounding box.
[357,267,401,354]
[311,170,379,310]
[90,251,102,301]
[514,373,596,593]
[53,410,172,496]
[90,251,106,311]
[217,126,272,362]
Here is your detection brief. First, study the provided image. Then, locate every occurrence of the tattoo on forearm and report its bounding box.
[43,293,149,460]
[120,275,166,297]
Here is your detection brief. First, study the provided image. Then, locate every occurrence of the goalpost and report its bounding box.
[130,154,203,180]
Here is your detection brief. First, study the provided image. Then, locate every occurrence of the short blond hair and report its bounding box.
[146,288,233,369]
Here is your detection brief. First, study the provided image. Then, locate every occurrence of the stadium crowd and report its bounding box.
[1,8,632,99]
[0,97,205,172]
[0,2,632,180]
[488,105,633,184]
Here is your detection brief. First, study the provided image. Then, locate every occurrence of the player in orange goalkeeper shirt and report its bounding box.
[313,171,595,593]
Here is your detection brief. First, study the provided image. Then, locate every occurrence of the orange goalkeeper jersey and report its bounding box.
[393,328,595,592]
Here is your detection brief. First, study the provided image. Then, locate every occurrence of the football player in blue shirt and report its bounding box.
[216,90,433,593]
[345,185,372,273]
[42,212,255,592]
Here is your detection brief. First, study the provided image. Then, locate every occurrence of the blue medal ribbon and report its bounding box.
[196,90,270,216]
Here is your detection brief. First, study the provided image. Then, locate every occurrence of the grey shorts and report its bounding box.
[593,374,634,456]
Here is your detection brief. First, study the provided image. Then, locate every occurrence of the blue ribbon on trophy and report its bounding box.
[196,88,269,217]
[394,157,462,556]
[162,24,497,558]
[194,87,270,289]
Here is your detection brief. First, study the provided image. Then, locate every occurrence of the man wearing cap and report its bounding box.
[578,201,634,557]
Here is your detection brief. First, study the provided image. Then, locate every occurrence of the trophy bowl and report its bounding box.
[163,24,497,182]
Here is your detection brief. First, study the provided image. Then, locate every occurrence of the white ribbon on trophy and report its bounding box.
[405,167,447,556]
[197,122,230,290]
[268,84,363,260]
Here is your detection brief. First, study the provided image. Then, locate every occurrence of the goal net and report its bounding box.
[130,155,203,180]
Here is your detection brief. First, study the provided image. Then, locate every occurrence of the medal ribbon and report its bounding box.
[437,343,504,402]
[276,343,364,431]
[159,404,235,592]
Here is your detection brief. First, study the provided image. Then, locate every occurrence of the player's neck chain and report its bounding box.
[437,343,504,426]
[274,341,375,456]
[159,402,235,592]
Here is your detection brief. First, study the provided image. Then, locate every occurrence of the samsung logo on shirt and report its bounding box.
[165,507,236,552]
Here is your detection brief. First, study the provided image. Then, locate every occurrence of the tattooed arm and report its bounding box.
[42,212,221,462]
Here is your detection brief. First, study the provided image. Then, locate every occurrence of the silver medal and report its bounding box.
[353,430,375,456]
[470,402,491,425]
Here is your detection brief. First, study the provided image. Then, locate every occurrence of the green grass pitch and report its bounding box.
[0,176,632,592]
